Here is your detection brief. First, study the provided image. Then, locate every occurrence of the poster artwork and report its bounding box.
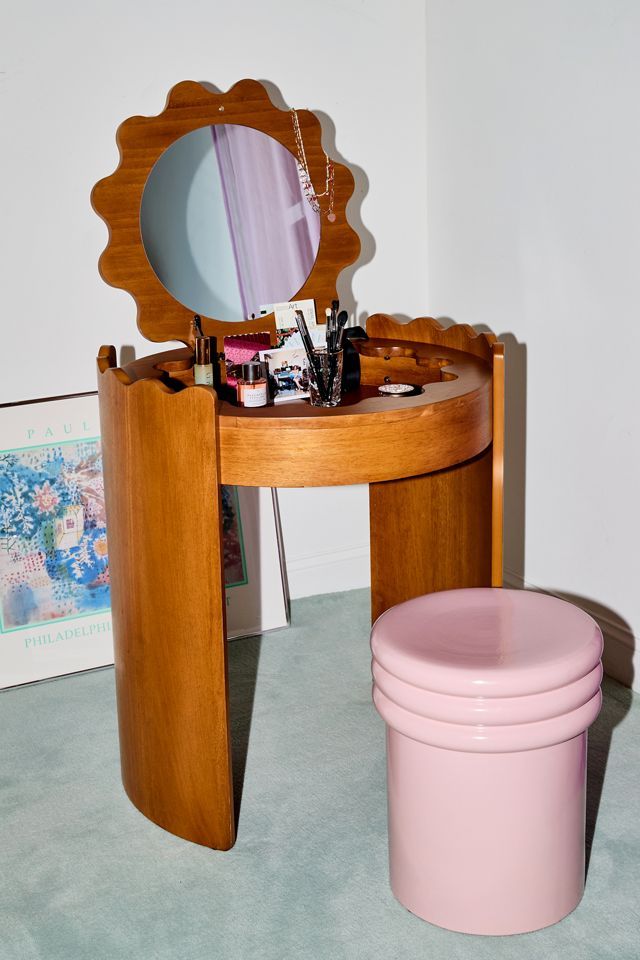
[0,394,286,688]
[0,395,112,686]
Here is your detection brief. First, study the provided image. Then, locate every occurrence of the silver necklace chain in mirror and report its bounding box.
[290,109,336,222]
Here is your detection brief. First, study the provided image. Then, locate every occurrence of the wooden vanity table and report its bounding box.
[92,80,504,851]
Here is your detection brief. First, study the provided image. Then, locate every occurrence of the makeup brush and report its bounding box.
[325,307,334,352]
[295,309,315,358]
[331,300,340,352]
[336,310,349,350]
[326,306,347,399]
[295,309,327,401]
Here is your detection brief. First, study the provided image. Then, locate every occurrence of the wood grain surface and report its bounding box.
[95,309,504,850]
[370,448,493,622]
[91,80,360,348]
[97,347,235,849]
[115,341,493,487]
[366,314,497,363]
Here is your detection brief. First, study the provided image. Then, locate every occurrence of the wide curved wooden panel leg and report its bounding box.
[369,448,494,623]
[97,347,234,849]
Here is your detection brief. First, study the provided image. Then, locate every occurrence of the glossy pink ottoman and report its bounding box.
[371,588,603,936]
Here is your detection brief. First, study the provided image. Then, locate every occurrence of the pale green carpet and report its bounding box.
[1,589,638,959]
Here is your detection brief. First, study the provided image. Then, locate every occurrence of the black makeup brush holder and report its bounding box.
[341,326,368,393]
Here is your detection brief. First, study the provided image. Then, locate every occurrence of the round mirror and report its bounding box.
[140,124,321,321]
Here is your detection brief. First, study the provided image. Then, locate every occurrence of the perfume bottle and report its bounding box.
[237,362,268,407]
[194,334,214,386]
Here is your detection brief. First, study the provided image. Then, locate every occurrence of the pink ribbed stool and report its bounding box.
[371,588,603,936]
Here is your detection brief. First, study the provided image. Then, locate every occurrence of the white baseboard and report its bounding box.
[285,543,370,599]
[504,571,638,693]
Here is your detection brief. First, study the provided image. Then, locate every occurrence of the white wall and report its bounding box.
[426,0,640,688]
[1,0,429,598]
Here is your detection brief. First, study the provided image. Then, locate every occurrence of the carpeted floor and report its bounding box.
[1,589,638,960]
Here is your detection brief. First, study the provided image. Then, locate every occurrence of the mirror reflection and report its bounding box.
[140,124,321,321]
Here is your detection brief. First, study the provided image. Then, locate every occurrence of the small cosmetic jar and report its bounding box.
[378,383,422,397]
[237,362,268,408]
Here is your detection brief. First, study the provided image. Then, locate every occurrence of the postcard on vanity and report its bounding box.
[259,345,311,403]
[261,298,317,331]
[261,299,318,348]
[0,393,113,688]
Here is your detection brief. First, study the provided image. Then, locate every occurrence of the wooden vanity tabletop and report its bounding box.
[223,347,485,415]
[122,341,493,487]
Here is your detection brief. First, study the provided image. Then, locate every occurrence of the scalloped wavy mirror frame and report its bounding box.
[91,79,360,346]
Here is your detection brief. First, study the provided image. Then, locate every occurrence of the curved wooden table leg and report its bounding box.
[369,448,494,623]
[98,348,234,849]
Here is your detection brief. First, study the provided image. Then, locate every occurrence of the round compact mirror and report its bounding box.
[140,124,321,321]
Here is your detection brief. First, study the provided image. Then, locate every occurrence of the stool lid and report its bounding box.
[371,589,603,698]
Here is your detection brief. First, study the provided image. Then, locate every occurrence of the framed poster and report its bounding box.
[0,393,112,688]
[0,393,289,689]
[222,485,289,640]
